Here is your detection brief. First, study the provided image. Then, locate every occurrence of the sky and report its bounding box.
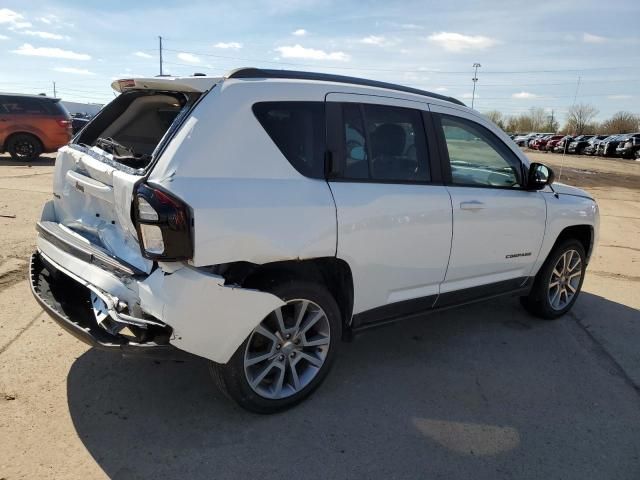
[0,0,638,122]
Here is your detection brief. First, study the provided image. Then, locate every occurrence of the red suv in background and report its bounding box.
[531,134,561,150]
[0,94,72,161]
[545,135,565,151]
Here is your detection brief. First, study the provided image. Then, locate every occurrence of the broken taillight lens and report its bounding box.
[133,184,193,261]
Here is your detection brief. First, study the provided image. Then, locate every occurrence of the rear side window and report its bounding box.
[342,103,369,179]
[253,102,325,178]
[1,97,48,115]
[339,103,430,182]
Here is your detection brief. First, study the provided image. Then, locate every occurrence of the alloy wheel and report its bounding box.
[15,140,35,158]
[548,249,582,310]
[244,299,331,399]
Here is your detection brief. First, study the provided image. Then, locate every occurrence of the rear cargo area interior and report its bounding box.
[75,91,191,167]
[98,95,182,156]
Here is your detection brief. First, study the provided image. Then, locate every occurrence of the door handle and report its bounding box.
[460,200,485,211]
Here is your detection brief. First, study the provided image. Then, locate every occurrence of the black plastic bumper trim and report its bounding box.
[29,252,176,358]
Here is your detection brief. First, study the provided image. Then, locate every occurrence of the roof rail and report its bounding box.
[226,67,466,107]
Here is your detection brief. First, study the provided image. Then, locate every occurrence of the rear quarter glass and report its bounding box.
[47,100,71,118]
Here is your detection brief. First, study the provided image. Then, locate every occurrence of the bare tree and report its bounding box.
[600,111,640,134]
[506,116,521,133]
[565,103,599,135]
[483,110,506,130]
[529,107,547,131]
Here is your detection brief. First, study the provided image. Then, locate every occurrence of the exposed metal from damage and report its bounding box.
[138,267,286,363]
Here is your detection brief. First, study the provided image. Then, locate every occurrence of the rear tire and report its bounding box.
[210,280,342,413]
[7,134,43,161]
[521,239,586,319]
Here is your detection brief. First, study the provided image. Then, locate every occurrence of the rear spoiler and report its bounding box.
[111,76,221,93]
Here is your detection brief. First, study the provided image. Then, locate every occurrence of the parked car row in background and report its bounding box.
[510,132,640,159]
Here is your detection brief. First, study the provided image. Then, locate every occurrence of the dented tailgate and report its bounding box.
[51,145,152,273]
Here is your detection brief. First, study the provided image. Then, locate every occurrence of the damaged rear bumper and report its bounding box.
[31,229,286,363]
[30,252,176,357]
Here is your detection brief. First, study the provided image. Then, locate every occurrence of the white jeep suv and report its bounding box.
[30,68,599,413]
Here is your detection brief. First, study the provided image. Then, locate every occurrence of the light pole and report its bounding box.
[471,63,481,109]
[159,36,164,76]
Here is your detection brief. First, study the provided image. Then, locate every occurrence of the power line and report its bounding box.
[161,47,640,75]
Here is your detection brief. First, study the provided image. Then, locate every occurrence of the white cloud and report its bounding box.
[22,30,66,40]
[213,42,242,49]
[292,29,307,36]
[512,91,537,99]
[0,8,31,29]
[133,51,152,58]
[461,93,478,99]
[360,35,386,45]
[583,32,607,44]
[53,66,95,75]
[400,23,422,30]
[428,32,497,52]
[607,94,632,100]
[359,35,400,47]
[11,43,90,60]
[0,34,9,40]
[435,87,448,92]
[275,44,350,61]
[38,14,60,25]
[177,52,201,63]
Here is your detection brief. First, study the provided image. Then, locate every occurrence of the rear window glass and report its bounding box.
[253,102,325,178]
[0,97,68,116]
[48,100,70,117]
[1,97,47,115]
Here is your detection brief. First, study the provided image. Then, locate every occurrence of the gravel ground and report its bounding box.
[0,151,639,480]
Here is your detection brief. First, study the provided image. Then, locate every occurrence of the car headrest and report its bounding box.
[371,123,406,156]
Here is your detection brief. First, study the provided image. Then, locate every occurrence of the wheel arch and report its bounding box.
[5,131,44,150]
[221,257,355,335]
[551,224,594,262]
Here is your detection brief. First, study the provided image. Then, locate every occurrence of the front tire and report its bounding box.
[210,280,342,413]
[7,134,43,161]
[521,239,586,319]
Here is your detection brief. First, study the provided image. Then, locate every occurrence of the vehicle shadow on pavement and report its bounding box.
[66,293,640,480]
[0,154,55,166]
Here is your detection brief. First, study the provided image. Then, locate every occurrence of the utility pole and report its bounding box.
[52,81,57,98]
[549,109,555,131]
[158,36,163,76]
[471,63,481,109]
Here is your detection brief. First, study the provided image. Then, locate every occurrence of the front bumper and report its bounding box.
[616,147,636,157]
[29,252,176,357]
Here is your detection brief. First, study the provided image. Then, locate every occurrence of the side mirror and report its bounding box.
[527,162,555,190]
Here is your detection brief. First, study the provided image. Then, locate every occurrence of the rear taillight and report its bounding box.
[133,184,193,261]
[57,119,71,128]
